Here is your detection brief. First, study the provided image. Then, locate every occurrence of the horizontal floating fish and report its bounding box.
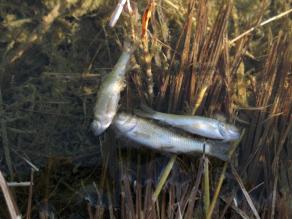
[112,112,231,161]
[91,43,134,136]
[135,105,240,142]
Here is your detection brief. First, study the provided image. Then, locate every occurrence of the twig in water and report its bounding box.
[0,89,13,176]
[7,182,32,187]
[0,170,21,219]
[230,8,292,44]
[11,148,39,172]
[271,168,278,219]
[185,155,205,217]
[25,169,34,219]
[203,156,210,218]
[230,163,260,219]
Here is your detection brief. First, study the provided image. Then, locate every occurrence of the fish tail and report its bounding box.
[208,141,231,161]
[134,104,157,119]
[140,104,157,114]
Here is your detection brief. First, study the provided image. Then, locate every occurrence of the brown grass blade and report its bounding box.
[207,130,245,219]
[122,174,136,219]
[169,0,196,112]
[0,170,21,219]
[184,156,205,217]
[230,8,292,44]
[25,170,34,219]
[230,163,260,219]
[0,89,13,176]
[203,157,210,218]
[192,1,232,115]
[189,0,208,104]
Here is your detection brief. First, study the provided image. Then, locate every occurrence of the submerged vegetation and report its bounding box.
[0,0,291,218]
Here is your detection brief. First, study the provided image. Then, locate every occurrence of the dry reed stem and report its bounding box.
[271,169,278,219]
[230,8,292,44]
[170,0,196,111]
[189,0,208,103]
[220,195,249,219]
[0,89,13,177]
[106,183,115,219]
[207,130,245,219]
[0,170,21,219]
[231,164,261,219]
[144,178,156,218]
[203,157,210,218]
[7,182,32,187]
[206,162,228,219]
[185,156,204,217]
[191,2,231,114]
[241,33,288,172]
[122,174,135,218]
[25,170,34,219]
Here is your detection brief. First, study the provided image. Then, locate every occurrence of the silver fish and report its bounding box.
[113,112,231,161]
[135,105,240,142]
[92,44,134,135]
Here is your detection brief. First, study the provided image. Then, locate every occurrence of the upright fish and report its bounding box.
[113,112,231,161]
[92,43,134,135]
[135,105,240,142]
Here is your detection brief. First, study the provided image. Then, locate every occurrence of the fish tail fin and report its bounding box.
[140,104,157,114]
[134,104,157,119]
[207,141,231,161]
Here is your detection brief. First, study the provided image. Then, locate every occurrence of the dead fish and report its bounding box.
[135,105,240,142]
[91,43,134,135]
[112,112,231,161]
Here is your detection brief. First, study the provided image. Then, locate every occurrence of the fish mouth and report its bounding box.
[91,120,104,136]
[218,123,240,141]
[226,127,240,141]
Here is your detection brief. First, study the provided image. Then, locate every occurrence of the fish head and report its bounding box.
[113,112,137,132]
[218,122,240,141]
[91,114,114,135]
[91,119,105,136]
